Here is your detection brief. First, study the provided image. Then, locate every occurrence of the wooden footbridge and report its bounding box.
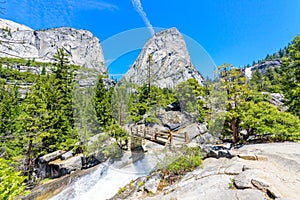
[128,125,189,148]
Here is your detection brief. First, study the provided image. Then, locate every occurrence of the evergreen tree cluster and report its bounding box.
[212,35,300,143]
[250,35,300,117]
[128,79,206,124]
[0,48,118,198]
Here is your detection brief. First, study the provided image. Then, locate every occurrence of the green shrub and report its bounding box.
[165,146,203,175]
[0,158,26,200]
[118,187,126,194]
[138,181,144,187]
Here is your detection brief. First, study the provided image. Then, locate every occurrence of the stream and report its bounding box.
[50,143,164,200]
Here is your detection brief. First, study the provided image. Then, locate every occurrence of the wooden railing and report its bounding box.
[129,125,189,145]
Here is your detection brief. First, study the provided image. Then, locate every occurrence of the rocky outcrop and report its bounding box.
[0,18,106,73]
[122,27,205,88]
[48,154,84,178]
[111,142,300,200]
[37,134,116,179]
[262,92,288,111]
[244,60,281,79]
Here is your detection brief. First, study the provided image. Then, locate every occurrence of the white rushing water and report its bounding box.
[50,143,164,200]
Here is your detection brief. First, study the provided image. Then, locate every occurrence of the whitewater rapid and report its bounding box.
[50,143,163,200]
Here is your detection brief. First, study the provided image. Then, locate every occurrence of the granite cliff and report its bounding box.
[122,27,205,88]
[0,18,106,73]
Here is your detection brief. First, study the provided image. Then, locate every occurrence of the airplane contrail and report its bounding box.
[131,0,155,35]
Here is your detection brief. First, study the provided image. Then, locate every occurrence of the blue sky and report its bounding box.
[3,0,300,78]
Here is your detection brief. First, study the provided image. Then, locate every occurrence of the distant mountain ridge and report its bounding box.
[0,19,206,88]
[0,18,107,73]
[243,44,290,78]
[122,27,205,88]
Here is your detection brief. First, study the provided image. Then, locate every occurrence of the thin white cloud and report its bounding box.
[131,0,155,35]
[6,0,118,29]
[69,0,118,11]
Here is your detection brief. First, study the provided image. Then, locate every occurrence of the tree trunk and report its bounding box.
[26,138,33,181]
[231,119,239,143]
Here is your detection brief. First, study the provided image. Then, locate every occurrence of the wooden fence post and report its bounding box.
[169,131,173,144]
[184,132,189,143]
[154,128,158,140]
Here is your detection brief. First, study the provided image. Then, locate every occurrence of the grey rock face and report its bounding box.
[39,150,63,164]
[0,18,32,32]
[48,154,83,178]
[234,169,262,189]
[0,18,106,73]
[60,150,74,160]
[262,92,288,111]
[122,27,205,88]
[110,142,300,200]
[177,123,200,141]
[144,173,162,194]
[192,132,220,145]
[244,59,281,79]
[158,110,191,130]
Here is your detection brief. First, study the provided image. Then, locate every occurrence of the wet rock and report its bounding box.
[48,154,83,178]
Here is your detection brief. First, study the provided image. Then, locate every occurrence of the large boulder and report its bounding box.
[48,154,84,178]
[193,132,219,145]
[60,150,74,160]
[158,111,191,130]
[177,123,200,141]
[39,150,64,164]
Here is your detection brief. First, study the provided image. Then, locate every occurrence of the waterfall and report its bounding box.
[50,143,163,200]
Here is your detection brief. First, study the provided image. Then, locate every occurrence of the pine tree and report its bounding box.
[112,84,130,126]
[94,76,113,129]
[281,35,300,117]
[216,64,251,143]
[250,68,264,91]
[239,101,300,141]
[0,79,22,158]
